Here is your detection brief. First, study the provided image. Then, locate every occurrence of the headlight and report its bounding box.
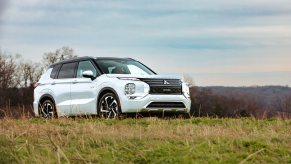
[144,84,150,94]
[125,83,136,95]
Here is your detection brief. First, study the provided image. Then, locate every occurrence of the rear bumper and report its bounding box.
[33,101,39,116]
[119,94,191,113]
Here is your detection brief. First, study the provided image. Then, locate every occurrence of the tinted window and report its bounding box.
[77,60,97,78]
[57,62,77,79]
[50,64,61,79]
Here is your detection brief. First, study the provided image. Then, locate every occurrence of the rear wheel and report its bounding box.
[39,99,57,118]
[97,93,121,119]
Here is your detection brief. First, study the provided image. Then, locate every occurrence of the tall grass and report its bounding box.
[1,117,290,163]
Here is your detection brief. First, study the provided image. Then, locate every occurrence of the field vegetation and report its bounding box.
[1,117,290,163]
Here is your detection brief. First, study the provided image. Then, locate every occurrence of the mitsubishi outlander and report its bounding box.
[33,57,191,118]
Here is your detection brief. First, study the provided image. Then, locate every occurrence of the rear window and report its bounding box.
[50,64,61,79]
[57,62,77,79]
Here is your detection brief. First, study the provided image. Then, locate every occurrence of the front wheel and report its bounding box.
[97,93,121,119]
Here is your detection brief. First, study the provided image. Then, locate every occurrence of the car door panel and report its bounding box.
[71,78,97,115]
[50,62,77,116]
[52,79,73,116]
[70,60,98,115]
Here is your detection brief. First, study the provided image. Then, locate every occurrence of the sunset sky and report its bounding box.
[0,0,290,86]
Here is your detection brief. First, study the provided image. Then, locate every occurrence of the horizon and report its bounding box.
[0,0,290,86]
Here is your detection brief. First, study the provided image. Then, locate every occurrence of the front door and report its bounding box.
[70,60,98,115]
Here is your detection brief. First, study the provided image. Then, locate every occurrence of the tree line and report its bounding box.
[0,47,77,108]
[0,47,290,118]
[189,87,291,119]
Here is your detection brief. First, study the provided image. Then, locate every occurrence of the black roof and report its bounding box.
[49,56,134,67]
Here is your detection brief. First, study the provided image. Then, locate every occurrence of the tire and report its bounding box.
[97,93,121,119]
[39,99,57,119]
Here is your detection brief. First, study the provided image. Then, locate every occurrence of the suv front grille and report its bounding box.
[147,102,186,108]
[150,86,182,94]
[139,78,182,95]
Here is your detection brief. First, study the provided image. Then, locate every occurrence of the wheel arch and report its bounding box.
[97,87,121,109]
[38,94,56,115]
[97,87,119,101]
[39,94,56,105]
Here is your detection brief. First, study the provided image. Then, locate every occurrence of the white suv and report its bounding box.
[33,57,191,118]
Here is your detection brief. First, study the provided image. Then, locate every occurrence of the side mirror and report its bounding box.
[82,70,94,80]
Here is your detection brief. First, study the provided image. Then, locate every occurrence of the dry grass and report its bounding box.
[0,117,291,163]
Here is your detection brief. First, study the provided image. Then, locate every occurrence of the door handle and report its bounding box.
[72,80,78,84]
[51,82,56,85]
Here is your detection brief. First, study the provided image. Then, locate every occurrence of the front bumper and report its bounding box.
[119,94,191,113]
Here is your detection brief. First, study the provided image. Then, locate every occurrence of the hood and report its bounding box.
[105,74,182,79]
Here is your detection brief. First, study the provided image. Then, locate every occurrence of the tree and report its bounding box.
[183,74,195,86]
[0,50,18,89]
[42,46,77,67]
[18,61,43,87]
[273,94,291,113]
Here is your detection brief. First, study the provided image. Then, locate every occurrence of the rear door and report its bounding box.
[70,60,98,115]
[52,62,77,116]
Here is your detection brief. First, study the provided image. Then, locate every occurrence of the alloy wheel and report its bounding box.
[40,100,55,118]
[98,93,120,119]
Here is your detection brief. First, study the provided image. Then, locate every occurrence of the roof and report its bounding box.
[49,56,134,67]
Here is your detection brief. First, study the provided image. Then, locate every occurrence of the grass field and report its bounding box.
[0,117,290,163]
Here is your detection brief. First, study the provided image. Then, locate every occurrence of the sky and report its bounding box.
[0,0,290,86]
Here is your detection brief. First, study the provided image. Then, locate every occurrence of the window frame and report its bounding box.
[56,62,78,79]
[76,60,99,78]
[94,59,156,75]
[50,64,62,79]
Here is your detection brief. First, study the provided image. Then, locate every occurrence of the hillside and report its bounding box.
[187,86,291,117]
[1,118,290,163]
[205,86,291,103]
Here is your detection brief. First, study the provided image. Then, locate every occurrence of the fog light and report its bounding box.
[125,83,135,95]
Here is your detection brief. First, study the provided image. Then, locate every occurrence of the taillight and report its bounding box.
[33,82,40,88]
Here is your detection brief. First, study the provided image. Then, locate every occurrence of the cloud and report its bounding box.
[1,0,291,86]
[0,0,9,23]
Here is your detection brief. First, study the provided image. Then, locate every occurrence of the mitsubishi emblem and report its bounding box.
[164,80,170,85]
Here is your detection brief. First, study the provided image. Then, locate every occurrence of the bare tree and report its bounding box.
[0,50,18,89]
[183,74,195,86]
[273,94,291,113]
[42,46,77,67]
[18,61,43,87]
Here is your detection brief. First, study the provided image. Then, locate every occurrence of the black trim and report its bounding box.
[139,78,182,95]
[56,62,78,79]
[88,59,102,76]
[50,64,62,79]
[75,59,101,80]
[49,56,93,68]
[147,102,186,108]
[39,94,55,104]
[98,87,119,100]
[76,59,100,79]
[74,62,78,78]
[97,87,122,113]
[48,57,157,76]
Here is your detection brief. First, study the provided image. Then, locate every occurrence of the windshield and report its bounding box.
[95,59,155,75]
